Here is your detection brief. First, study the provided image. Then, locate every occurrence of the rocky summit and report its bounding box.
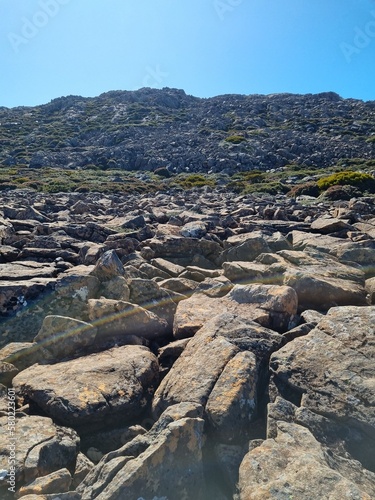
[0,89,375,499]
[1,87,375,174]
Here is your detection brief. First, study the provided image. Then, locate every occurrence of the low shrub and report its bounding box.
[317,170,375,193]
[225,135,246,144]
[175,174,216,189]
[288,181,320,198]
[154,167,171,178]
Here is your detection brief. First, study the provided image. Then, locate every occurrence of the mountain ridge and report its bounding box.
[1,87,375,174]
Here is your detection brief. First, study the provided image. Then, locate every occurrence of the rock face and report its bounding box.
[0,182,375,498]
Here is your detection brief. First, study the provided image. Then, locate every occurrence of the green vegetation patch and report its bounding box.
[225,135,246,144]
[174,173,216,189]
[317,170,375,193]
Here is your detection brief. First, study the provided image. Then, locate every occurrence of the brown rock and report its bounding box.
[238,422,375,500]
[17,468,72,497]
[0,415,79,493]
[13,346,159,431]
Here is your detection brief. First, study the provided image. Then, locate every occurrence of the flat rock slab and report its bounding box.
[311,216,354,233]
[0,261,58,281]
[13,345,159,430]
[238,422,375,499]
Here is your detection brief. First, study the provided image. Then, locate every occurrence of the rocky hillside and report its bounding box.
[1,88,375,174]
[0,186,375,499]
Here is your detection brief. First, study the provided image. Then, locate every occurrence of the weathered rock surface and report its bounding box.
[77,402,206,500]
[13,346,159,431]
[237,422,375,500]
[173,283,297,339]
[153,313,284,425]
[270,306,375,470]
[87,298,168,342]
[0,179,375,499]
[0,415,79,497]
[33,315,97,362]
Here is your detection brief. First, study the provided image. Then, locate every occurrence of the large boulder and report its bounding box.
[13,345,159,431]
[145,235,222,266]
[17,468,72,498]
[206,351,258,442]
[77,402,206,500]
[153,313,284,428]
[89,250,124,282]
[173,284,298,339]
[238,422,375,499]
[270,305,375,471]
[33,315,97,362]
[220,231,271,263]
[224,249,367,310]
[291,230,375,275]
[128,278,177,327]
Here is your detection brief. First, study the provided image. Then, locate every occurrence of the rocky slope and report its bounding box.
[1,88,375,174]
[0,186,375,499]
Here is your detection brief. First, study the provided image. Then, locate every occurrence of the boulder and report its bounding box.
[291,230,375,274]
[0,415,79,496]
[33,315,97,362]
[238,422,375,499]
[0,261,57,281]
[17,468,72,497]
[206,351,258,442]
[72,453,94,489]
[0,361,18,387]
[99,276,130,301]
[77,402,206,500]
[90,250,124,282]
[311,215,354,233]
[220,232,271,263]
[153,313,284,419]
[13,345,159,431]
[88,298,168,342]
[128,278,177,328]
[151,257,185,277]
[270,306,375,470]
[146,235,222,266]
[173,284,298,339]
[180,221,207,238]
[158,277,198,295]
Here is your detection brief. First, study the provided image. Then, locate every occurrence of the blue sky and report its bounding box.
[1,0,375,107]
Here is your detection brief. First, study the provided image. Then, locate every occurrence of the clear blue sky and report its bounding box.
[1,0,375,108]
